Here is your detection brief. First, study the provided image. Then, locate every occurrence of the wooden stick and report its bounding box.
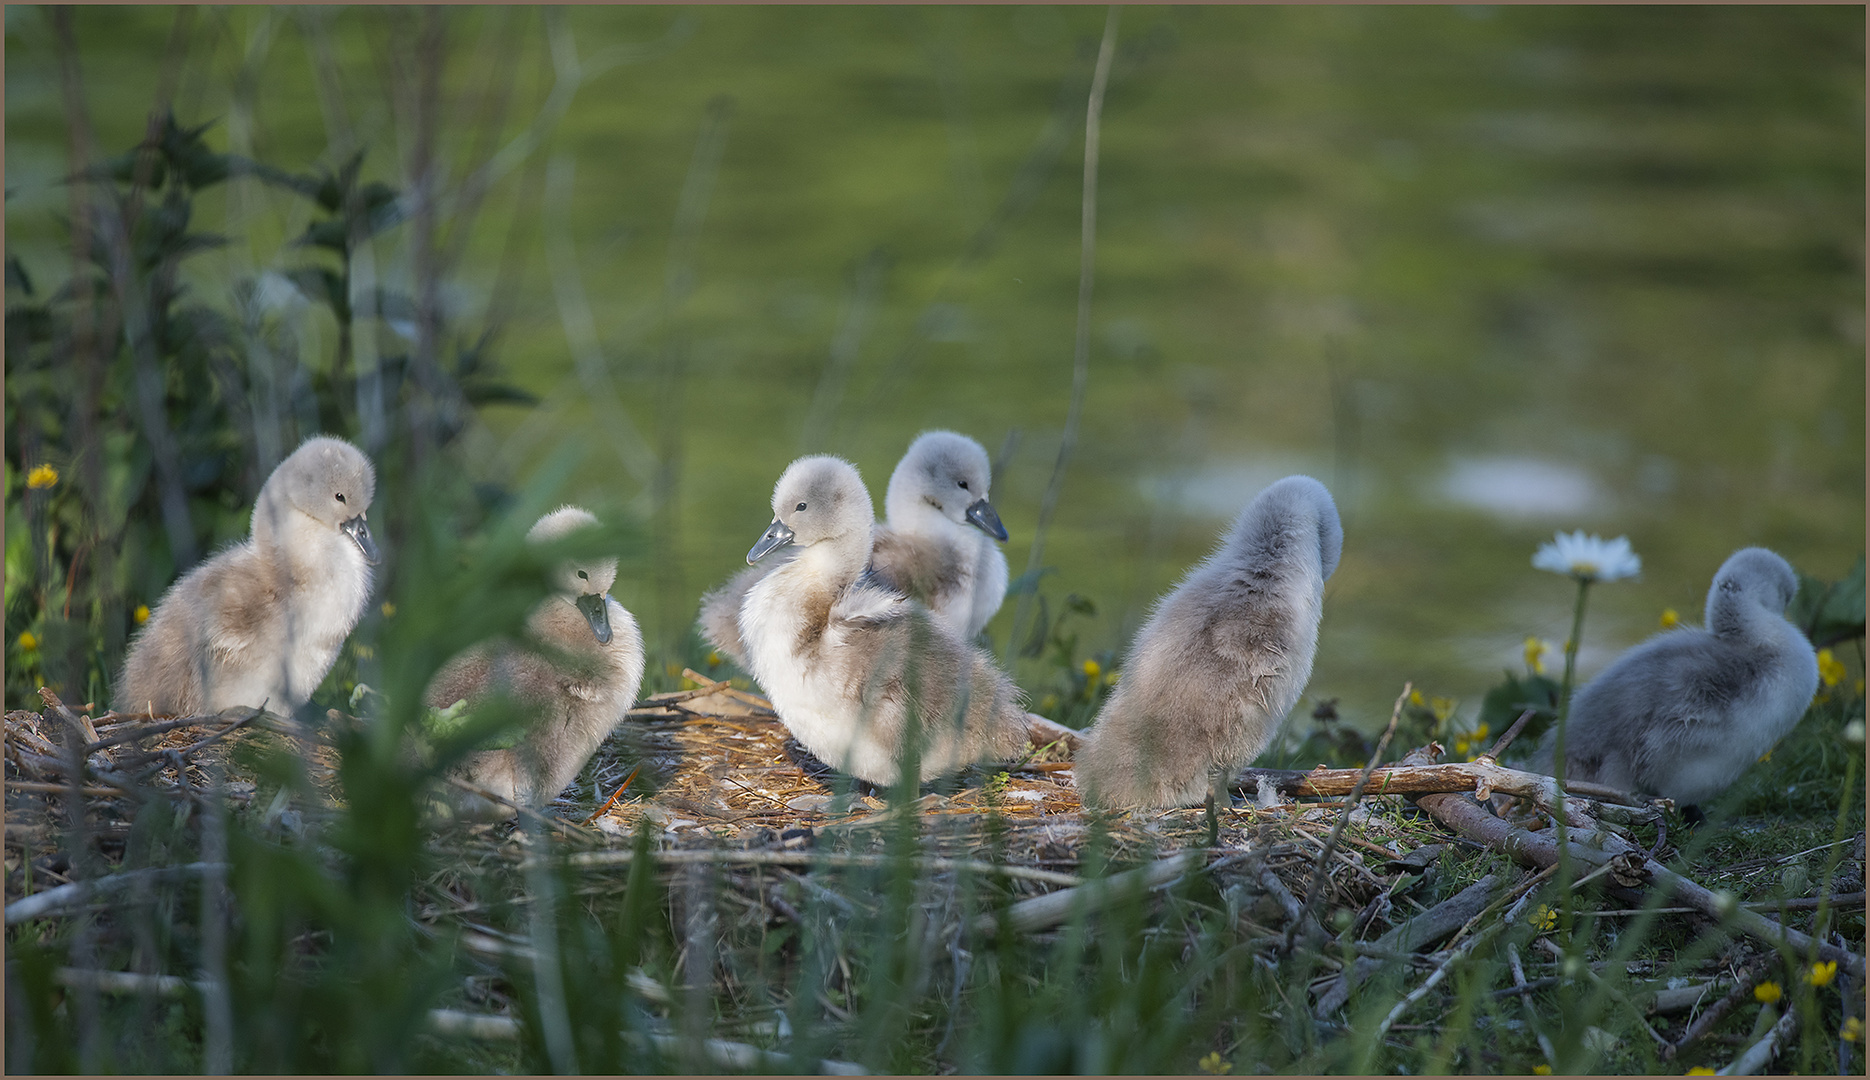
[7,862,230,925]
[1720,1004,1798,1075]
[1025,713,1083,753]
[1233,757,1650,810]
[1414,778,1866,980]
[580,764,641,826]
[544,847,1086,888]
[973,851,1197,936]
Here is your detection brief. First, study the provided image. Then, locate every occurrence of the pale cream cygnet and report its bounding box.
[736,455,1028,785]
[115,435,380,718]
[425,506,646,820]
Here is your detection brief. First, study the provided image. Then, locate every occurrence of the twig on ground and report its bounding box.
[547,847,1085,889]
[1289,683,1407,951]
[974,851,1196,936]
[7,863,230,924]
[1719,1004,1799,1076]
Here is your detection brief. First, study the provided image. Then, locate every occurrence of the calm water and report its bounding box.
[7,6,1864,731]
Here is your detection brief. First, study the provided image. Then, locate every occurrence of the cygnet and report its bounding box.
[1076,475,1343,810]
[1529,546,1818,808]
[114,435,380,718]
[425,506,646,820]
[737,455,1029,785]
[697,430,1009,666]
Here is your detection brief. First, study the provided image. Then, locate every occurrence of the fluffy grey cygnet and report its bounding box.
[1076,475,1343,810]
[1528,546,1818,808]
[697,430,1009,666]
[114,435,381,718]
[425,506,646,820]
[737,455,1029,785]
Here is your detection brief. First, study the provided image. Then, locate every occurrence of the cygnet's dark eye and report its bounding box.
[796,502,807,512]
[335,493,347,503]
[577,570,589,580]
[958,480,969,491]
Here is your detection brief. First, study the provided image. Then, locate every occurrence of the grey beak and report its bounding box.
[965,498,1008,542]
[575,593,613,644]
[341,514,381,566]
[747,519,795,564]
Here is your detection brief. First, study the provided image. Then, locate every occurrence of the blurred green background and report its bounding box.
[6,4,1863,731]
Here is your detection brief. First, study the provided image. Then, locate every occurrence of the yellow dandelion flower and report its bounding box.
[1431,695,1456,722]
[133,604,150,625]
[353,644,375,661]
[1473,722,1490,742]
[17,631,39,652]
[1805,961,1838,987]
[1197,1051,1232,1075]
[1758,750,1772,764]
[25,464,58,490]
[1753,981,1782,1004]
[1454,739,1470,757]
[1523,637,1548,675]
[1529,904,1557,932]
[1105,668,1120,687]
[706,650,722,667]
[1841,1016,1863,1043]
[1082,659,1101,681]
[1533,1067,1553,1076]
[1685,1068,1715,1076]
[1660,608,1680,629]
[1039,694,1059,713]
[380,601,397,619]
[1818,649,1846,688]
[1408,689,1425,708]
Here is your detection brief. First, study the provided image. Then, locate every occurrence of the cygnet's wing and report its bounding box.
[869,525,969,618]
[425,645,497,709]
[831,574,912,629]
[196,546,282,668]
[698,563,775,667]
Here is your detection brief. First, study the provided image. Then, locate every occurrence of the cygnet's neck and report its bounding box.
[790,526,873,594]
[1706,589,1793,646]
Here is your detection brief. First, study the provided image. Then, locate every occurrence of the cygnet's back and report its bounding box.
[1534,546,1818,807]
[115,435,380,717]
[1076,475,1342,809]
[737,456,1028,785]
[426,506,646,819]
[697,430,1010,667]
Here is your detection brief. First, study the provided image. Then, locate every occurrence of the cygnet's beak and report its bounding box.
[747,519,795,564]
[341,514,381,566]
[575,592,613,644]
[964,498,1009,542]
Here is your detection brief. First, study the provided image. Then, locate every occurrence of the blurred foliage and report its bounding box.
[1789,553,1866,651]
[3,111,533,713]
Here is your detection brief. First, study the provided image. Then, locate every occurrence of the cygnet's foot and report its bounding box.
[1681,804,1706,828]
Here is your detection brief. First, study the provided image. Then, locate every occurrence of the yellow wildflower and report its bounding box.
[1532,1067,1552,1076]
[1408,689,1425,708]
[1660,608,1680,629]
[1082,659,1101,681]
[1685,1069,1715,1076]
[1841,1016,1863,1043]
[353,644,375,661]
[25,464,58,490]
[380,602,397,619]
[1523,637,1549,675]
[1430,695,1456,722]
[1529,904,1557,932]
[706,650,722,667]
[1105,668,1120,687]
[1818,649,1846,688]
[134,604,150,624]
[1758,751,1771,763]
[1197,1051,1232,1075]
[1454,739,1471,757]
[1039,694,1059,713]
[1473,722,1490,742]
[1856,678,1865,697]
[1805,961,1838,987]
[1753,981,1782,1004]
[17,631,38,652]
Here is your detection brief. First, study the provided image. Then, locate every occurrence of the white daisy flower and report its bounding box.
[1532,530,1640,583]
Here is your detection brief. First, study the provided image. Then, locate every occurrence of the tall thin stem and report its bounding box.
[1007,6,1120,665]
